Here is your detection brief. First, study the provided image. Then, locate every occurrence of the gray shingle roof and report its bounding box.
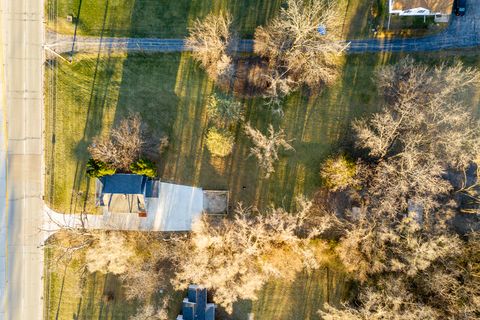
[101,174,147,195]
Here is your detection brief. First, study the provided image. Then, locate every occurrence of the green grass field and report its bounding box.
[46,0,285,38]
[46,0,380,39]
[44,51,388,214]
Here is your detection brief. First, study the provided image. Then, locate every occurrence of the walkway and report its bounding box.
[45,1,480,55]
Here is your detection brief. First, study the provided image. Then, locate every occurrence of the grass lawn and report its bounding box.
[46,0,380,39]
[46,0,285,38]
[44,246,138,319]
[48,50,480,215]
[45,50,389,214]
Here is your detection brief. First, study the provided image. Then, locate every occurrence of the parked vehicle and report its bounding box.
[454,0,466,16]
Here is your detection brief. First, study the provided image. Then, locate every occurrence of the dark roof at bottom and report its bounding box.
[101,174,147,195]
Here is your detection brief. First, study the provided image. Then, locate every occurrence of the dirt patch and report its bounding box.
[216,57,270,98]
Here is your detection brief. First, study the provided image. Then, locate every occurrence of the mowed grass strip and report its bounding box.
[46,0,375,39]
[44,52,386,214]
[46,0,284,38]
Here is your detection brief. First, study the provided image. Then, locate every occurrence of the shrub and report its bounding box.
[205,128,234,157]
[86,158,116,178]
[130,159,157,178]
[206,94,244,127]
[320,155,358,191]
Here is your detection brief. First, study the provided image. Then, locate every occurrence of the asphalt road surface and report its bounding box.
[0,0,44,319]
[46,0,480,54]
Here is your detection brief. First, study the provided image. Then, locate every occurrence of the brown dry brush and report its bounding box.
[320,232,480,320]
[317,58,480,319]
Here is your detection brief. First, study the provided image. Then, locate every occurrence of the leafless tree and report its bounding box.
[89,114,144,171]
[121,233,173,302]
[173,198,321,313]
[186,12,236,80]
[244,124,294,178]
[254,0,348,103]
[354,58,480,221]
[321,232,480,319]
[85,231,136,275]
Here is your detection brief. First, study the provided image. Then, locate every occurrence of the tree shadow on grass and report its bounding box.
[223,266,353,320]
[69,0,120,214]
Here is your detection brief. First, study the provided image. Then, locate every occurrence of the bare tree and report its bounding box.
[321,232,480,319]
[85,232,136,275]
[186,12,235,80]
[244,124,294,178]
[320,277,439,320]
[173,199,320,313]
[354,58,480,220]
[121,233,173,302]
[89,114,144,171]
[254,0,348,103]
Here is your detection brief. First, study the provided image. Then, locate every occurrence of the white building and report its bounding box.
[389,0,453,18]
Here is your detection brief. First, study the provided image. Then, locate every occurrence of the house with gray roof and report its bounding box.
[97,174,148,215]
[95,174,229,231]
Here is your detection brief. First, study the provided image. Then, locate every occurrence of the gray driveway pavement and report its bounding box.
[45,0,480,54]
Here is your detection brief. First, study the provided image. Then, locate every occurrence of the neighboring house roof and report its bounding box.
[177,285,215,320]
[101,174,147,195]
[392,0,454,13]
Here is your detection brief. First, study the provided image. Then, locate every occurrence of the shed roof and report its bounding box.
[101,174,147,195]
[392,0,454,13]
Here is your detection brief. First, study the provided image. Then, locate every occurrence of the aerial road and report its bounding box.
[0,0,44,319]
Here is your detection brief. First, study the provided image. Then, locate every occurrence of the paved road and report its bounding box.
[46,1,480,54]
[0,0,44,319]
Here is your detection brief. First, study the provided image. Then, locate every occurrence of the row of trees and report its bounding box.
[187,0,347,108]
[316,58,480,319]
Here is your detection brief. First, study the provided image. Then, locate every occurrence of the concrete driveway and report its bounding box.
[45,182,205,232]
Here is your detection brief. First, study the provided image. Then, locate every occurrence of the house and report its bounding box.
[389,0,454,18]
[176,285,215,320]
[97,174,148,215]
[95,174,228,231]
